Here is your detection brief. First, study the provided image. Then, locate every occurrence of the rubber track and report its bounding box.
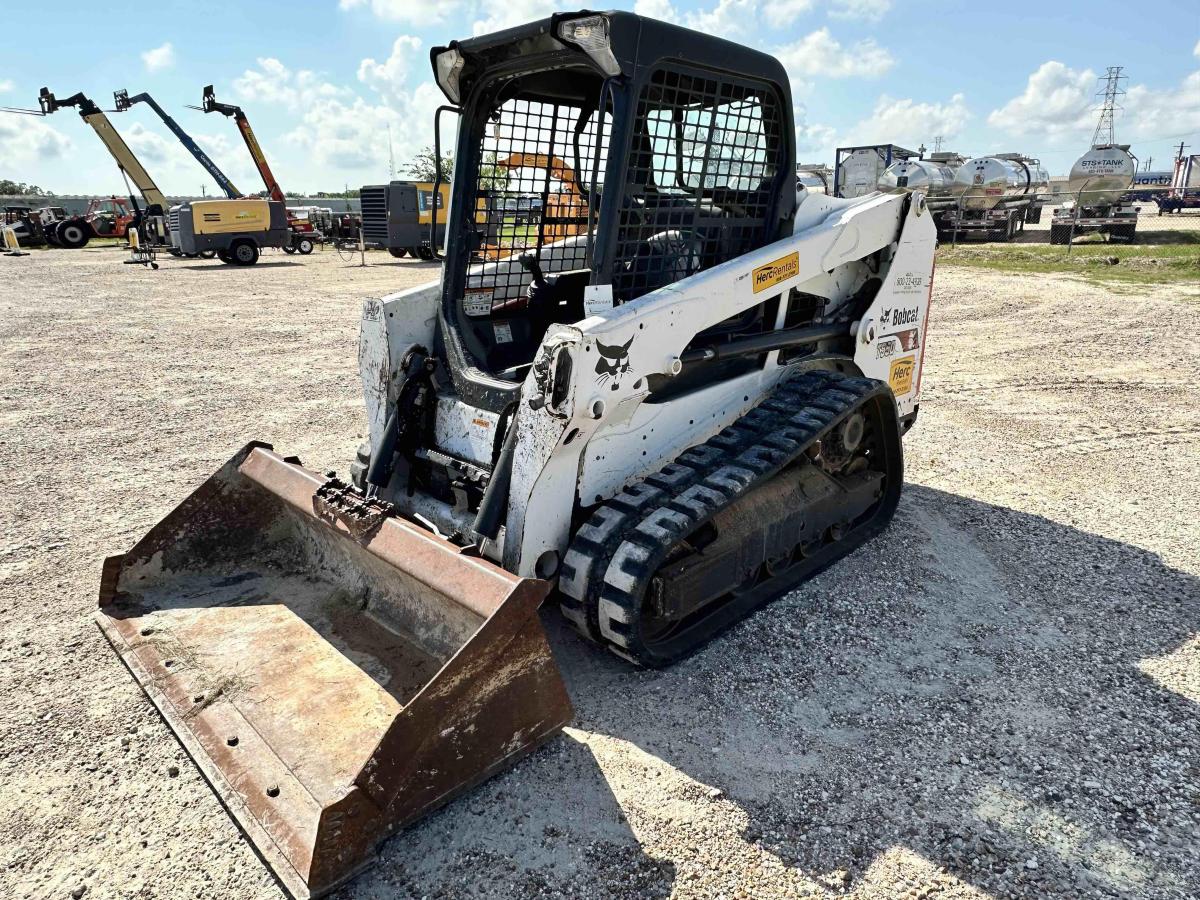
[559,369,887,662]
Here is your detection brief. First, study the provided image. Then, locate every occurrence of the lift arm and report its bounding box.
[39,88,169,212]
[197,85,284,203]
[114,89,241,198]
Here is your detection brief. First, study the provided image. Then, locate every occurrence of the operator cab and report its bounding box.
[432,11,796,412]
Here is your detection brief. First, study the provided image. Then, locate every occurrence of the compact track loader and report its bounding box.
[97,11,936,897]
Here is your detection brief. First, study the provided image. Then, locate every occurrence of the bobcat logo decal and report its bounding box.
[595,336,633,386]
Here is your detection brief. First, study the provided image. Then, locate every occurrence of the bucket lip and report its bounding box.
[94,606,330,900]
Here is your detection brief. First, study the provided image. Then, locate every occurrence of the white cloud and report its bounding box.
[634,0,680,22]
[776,27,894,78]
[232,58,351,112]
[110,122,256,195]
[795,106,836,157]
[638,0,888,30]
[122,122,174,166]
[472,0,560,35]
[0,116,72,169]
[357,35,423,103]
[764,0,816,28]
[1194,38,1200,58]
[828,0,890,20]
[341,0,461,25]
[0,79,14,93]
[632,0,759,37]
[841,93,970,149]
[1123,70,1200,143]
[989,60,1200,144]
[987,61,1095,136]
[141,42,175,73]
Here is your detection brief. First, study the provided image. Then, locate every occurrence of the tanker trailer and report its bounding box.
[877,157,959,197]
[942,154,1048,241]
[1159,154,1200,214]
[834,144,916,198]
[1050,144,1139,243]
[796,163,832,195]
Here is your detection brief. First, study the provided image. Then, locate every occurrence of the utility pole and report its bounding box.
[387,124,396,180]
[1176,142,1188,161]
[1090,66,1126,147]
[1144,156,1151,171]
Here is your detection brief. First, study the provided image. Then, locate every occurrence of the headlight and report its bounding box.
[434,48,465,104]
[557,15,620,77]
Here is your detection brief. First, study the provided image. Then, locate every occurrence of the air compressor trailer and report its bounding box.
[169,198,289,265]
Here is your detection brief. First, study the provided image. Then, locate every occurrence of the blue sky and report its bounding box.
[1,0,1197,194]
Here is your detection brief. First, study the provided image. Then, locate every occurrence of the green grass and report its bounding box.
[496,221,540,243]
[937,231,1200,285]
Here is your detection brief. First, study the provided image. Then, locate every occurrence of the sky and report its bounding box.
[1,0,1198,195]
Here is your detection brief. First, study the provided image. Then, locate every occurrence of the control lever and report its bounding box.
[519,251,546,287]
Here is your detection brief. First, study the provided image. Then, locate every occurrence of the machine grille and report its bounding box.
[360,185,389,244]
[464,94,610,303]
[612,66,785,304]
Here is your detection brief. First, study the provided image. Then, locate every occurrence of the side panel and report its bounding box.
[358,282,442,453]
[508,192,924,574]
[191,200,273,234]
[852,200,938,417]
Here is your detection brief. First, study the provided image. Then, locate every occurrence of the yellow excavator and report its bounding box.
[97,11,937,897]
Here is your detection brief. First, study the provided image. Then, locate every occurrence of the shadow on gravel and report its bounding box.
[175,261,303,271]
[345,484,1198,899]
[545,484,1198,898]
[347,729,677,899]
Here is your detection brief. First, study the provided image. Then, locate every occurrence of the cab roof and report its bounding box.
[434,10,791,101]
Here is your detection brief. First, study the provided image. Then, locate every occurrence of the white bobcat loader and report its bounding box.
[96,11,936,898]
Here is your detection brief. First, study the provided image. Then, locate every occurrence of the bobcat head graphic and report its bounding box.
[594,336,634,386]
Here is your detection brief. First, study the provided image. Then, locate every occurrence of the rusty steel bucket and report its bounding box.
[96,443,573,898]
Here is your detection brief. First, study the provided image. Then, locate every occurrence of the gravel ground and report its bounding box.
[1,246,1198,900]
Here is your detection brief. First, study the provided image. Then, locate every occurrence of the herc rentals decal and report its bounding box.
[752,252,799,293]
[889,356,916,395]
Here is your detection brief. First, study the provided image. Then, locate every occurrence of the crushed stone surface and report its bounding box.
[1,247,1197,899]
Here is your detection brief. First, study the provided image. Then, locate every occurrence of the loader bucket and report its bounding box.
[96,443,573,898]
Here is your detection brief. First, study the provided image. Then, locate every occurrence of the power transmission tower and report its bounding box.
[1090,66,1126,147]
[933,135,944,153]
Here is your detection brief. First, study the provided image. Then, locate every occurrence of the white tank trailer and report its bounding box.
[796,163,831,195]
[1050,145,1139,244]
[877,158,959,198]
[941,154,1048,241]
[834,145,916,198]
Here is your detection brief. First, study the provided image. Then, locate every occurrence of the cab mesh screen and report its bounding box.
[612,67,784,304]
[465,95,610,303]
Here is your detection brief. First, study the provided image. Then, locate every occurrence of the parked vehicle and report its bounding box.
[169,199,289,264]
[97,11,938,897]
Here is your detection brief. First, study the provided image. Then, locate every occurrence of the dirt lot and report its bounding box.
[1,246,1198,900]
